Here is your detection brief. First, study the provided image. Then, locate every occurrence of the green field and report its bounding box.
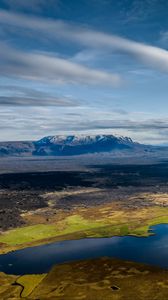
[0,215,108,246]
[1,207,168,251]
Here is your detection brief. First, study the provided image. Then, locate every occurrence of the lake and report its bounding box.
[0,224,168,275]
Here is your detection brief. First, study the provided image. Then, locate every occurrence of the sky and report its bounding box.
[0,0,168,144]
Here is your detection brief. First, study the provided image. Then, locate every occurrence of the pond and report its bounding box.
[0,224,168,275]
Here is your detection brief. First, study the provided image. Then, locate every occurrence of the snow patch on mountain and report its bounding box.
[36,134,135,146]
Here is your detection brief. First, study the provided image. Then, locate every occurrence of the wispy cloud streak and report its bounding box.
[0,42,121,86]
[1,9,168,72]
[0,85,80,106]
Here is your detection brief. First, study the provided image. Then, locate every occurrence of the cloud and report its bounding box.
[66,119,168,131]
[0,96,79,106]
[0,42,121,86]
[0,84,82,106]
[0,84,84,106]
[0,100,166,144]
[0,106,167,144]
[1,10,168,72]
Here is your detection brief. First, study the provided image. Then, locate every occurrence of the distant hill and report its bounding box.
[0,134,165,157]
[0,141,35,157]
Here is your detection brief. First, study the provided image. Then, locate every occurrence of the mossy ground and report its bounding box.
[16,274,46,297]
[1,258,168,299]
[0,203,168,253]
[0,191,168,298]
[31,257,168,300]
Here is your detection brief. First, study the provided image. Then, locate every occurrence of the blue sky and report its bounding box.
[0,0,168,143]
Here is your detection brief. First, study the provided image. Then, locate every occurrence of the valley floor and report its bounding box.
[1,185,168,254]
[0,159,168,298]
[1,257,168,299]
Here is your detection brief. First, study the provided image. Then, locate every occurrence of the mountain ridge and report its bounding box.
[0,134,163,157]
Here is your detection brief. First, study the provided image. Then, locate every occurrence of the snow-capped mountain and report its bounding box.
[33,134,138,156]
[0,134,163,157]
[36,134,134,146]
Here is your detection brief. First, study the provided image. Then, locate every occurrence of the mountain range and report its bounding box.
[0,134,165,157]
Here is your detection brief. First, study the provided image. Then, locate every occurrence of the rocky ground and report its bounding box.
[1,161,168,231]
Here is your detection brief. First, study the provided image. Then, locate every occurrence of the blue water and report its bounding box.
[0,224,168,275]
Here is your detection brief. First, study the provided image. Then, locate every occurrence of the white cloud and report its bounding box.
[0,42,121,86]
[1,10,168,72]
[0,85,80,106]
[0,96,79,106]
[0,105,167,144]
